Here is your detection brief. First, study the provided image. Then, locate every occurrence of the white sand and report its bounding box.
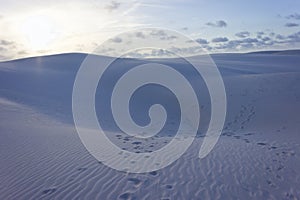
[0,52,299,199]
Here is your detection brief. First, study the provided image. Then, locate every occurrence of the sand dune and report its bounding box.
[0,52,299,199]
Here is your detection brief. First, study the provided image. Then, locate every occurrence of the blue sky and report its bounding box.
[0,0,300,59]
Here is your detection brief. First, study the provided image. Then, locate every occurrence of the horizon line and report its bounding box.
[1,48,300,63]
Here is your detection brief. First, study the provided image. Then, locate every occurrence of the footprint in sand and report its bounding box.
[165,184,173,190]
[119,192,134,200]
[132,141,142,145]
[149,171,158,176]
[257,142,267,146]
[42,188,56,195]
[266,180,276,188]
[127,178,142,186]
[77,167,87,172]
[243,139,250,143]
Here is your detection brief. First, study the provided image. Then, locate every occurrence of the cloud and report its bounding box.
[0,40,14,46]
[286,13,300,20]
[135,31,146,39]
[102,29,300,58]
[206,20,227,28]
[187,31,300,54]
[123,48,174,58]
[257,31,264,35]
[275,34,285,40]
[212,36,273,51]
[213,30,300,51]
[181,27,188,31]
[149,30,177,40]
[212,37,229,43]
[256,31,265,38]
[285,23,299,27]
[149,30,167,37]
[235,31,250,38]
[242,38,259,43]
[261,36,271,42]
[110,37,122,43]
[105,1,121,11]
[0,40,15,60]
[96,47,116,55]
[18,51,28,55]
[0,39,14,53]
[195,38,209,45]
[286,31,300,42]
[269,32,275,37]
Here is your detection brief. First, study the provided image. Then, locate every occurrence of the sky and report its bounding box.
[0,0,300,60]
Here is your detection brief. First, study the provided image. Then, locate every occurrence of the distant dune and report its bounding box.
[245,49,300,55]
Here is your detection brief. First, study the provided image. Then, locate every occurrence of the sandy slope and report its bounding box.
[0,52,300,199]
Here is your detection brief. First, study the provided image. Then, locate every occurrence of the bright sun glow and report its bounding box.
[21,15,58,50]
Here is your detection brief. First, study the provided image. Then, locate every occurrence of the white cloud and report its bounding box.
[285,23,299,27]
[212,37,229,43]
[110,37,123,43]
[105,1,121,11]
[206,20,227,28]
[286,13,300,20]
[235,31,250,38]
